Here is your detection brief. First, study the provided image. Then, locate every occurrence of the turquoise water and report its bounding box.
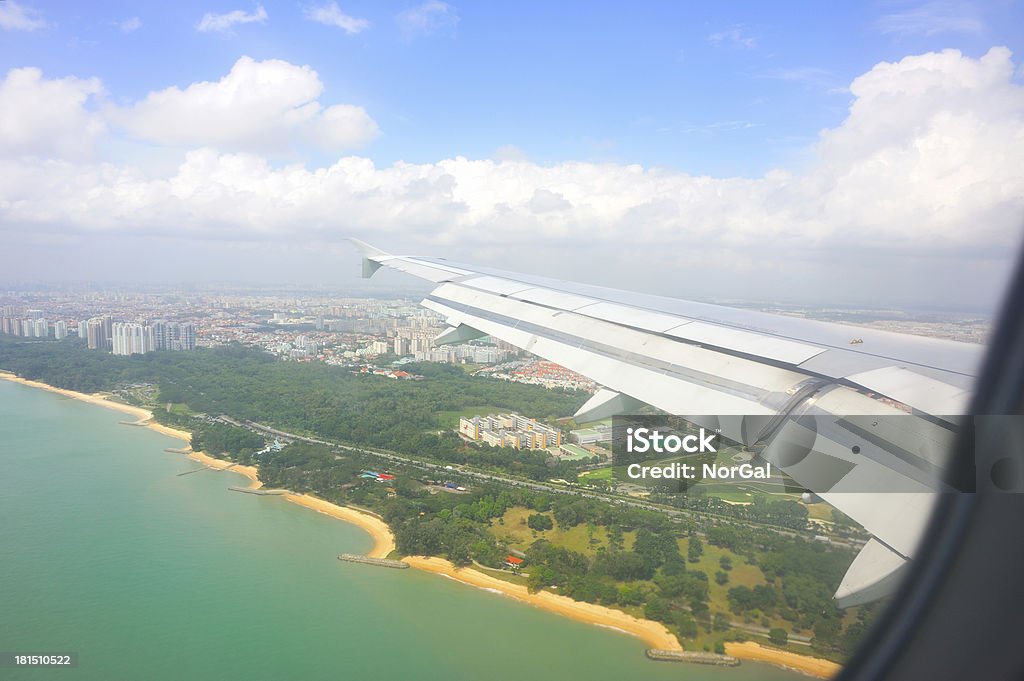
[0,380,803,681]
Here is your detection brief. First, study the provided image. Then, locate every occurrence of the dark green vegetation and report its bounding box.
[189,422,264,459]
[0,337,585,480]
[1,336,873,658]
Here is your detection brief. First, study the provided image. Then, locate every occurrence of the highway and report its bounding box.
[234,417,865,547]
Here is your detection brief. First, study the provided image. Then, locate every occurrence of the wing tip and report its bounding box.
[347,238,389,278]
[347,238,389,259]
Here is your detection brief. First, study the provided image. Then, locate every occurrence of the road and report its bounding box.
[236,418,865,547]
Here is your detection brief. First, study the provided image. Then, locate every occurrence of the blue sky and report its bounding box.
[1,1,1023,309]
[5,1,1021,174]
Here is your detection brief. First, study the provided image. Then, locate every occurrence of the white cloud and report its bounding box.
[707,25,757,49]
[0,0,45,31]
[304,2,369,34]
[0,48,1021,305]
[397,1,458,38]
[876,1,984,36]
[0,67,104,157]
[120,16,142,33]
[196,4,267,33]
[108,56,378,153]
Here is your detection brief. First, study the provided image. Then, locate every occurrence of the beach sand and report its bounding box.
[0,372,389,558]
[1,370,840,676]
[0,372,154,421]
[0,372,264,487]
[282,494,395,558]
[726,642,840,678]
[403,555,682,651]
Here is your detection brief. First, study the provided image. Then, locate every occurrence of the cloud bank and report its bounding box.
[0,47,1021,305]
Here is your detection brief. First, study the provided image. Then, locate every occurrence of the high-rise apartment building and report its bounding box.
[86,318,107,350]
[112,322,156,356]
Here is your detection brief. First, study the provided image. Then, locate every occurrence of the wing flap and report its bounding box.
[352,240,979,606]
[835,538,909,608]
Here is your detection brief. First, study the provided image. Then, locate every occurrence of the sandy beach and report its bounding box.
[0,372,154,421]
[0,372,265,487]
[0,371,391,558]
[283,493,395,558]
[403,555,682,651]
[726,642,839,678]
[1,370,840,676]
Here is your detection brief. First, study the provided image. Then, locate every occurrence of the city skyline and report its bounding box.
[0,284,993,367]
[1,2,1023,310]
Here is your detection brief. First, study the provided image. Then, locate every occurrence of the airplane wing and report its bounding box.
[350,239,981,606]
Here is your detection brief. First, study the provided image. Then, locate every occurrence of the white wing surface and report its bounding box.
[351,239,981,606]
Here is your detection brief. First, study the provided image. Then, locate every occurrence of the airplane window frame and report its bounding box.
[838,243,1024,681]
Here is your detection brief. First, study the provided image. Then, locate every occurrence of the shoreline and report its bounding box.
[0,370,837,677]
[0,372,394,558]
[726,642,840,678]
[404,555,682,651]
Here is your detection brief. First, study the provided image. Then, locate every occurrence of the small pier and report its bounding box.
[337,554,409,569]
[228,487,288,495]
[176,466,212,476]
[645,650,740,666]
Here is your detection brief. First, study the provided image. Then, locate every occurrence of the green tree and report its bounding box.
[769,627,789,646]
[812,616,840,652]
[527,513,554,532]
[617,584,646,606]
[676,612,698,639]
[644,598,673,623]
[688,536,704,563]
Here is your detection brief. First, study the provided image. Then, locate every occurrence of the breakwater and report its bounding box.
[645,649,740,666]
[228,486,288,495]
[337,554,409,569]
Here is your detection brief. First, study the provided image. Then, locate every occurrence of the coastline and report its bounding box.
[726,642,840,678]
[403,555,682,651]
[0,370,838,677]
[283,493,395,558]
[0,372,391,552]
[0,372,395,558]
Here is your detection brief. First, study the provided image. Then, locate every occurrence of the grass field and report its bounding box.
[805,503,834,521]
[679,538,765,598]
[167,402,196,416]
[486,506,859,657]
[578,467,612,482]
[471,563,531,587]
[490,507,635,555]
